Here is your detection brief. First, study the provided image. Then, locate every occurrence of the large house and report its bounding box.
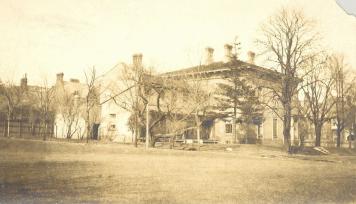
[98,45,301,145]
[159,45,294,144]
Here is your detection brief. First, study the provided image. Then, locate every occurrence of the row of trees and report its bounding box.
[300,54,355,147]
[257,7,356,148]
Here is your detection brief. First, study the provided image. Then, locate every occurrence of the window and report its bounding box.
[273,118,277,139]
[109,113,116,118]
[109,124,116,130]
[225,124,232,133]
[121,102,127,109]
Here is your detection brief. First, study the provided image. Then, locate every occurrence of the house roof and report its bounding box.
[160,60,283,82]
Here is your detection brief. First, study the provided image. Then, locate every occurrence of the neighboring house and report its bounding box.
[97,62,135,143]
[0,76,55,138]
[0,72,100,140]
[53,73,100,140]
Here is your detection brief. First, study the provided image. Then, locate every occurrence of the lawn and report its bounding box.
[0,138,355,204]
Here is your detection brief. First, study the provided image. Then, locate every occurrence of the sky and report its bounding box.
[0,0,355,85]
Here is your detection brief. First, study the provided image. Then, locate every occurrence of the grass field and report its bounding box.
[0,138,356,204]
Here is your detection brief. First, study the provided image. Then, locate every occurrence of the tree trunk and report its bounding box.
[169,135,176,149]
[298,127,305,148]
[43,122,48,141]
[67,123,72,139]
[86,122,91,143]
[134,127,140,147]
[283,104,292,150]
[31,123,35,136]
[232,117,237,143]
[149,129,156,148]
[7,117,10,137]
[197,125,200,150]
[336,125,341,148]
[39,125,41,138]
[315,124,322,147]
[86,110,91,143]
[134,113,139,147]
[233,106,237,143]
[2,121,6,137]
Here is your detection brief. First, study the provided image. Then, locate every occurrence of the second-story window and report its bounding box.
[225,124,232,133]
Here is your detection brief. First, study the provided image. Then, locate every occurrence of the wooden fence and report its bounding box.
[0,119,54,138]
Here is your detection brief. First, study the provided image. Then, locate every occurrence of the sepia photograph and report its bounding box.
[0,0,355,203]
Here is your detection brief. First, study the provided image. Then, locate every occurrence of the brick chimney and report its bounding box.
[132,53,143,67]
[247,51,256,64]
[56,72,64,85]
[204,47,214,65]
[224,44,233,63]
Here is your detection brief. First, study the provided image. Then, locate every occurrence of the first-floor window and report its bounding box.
[109,124,116,130]
[225,124,232,133]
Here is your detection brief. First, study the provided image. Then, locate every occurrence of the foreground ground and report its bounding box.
[0,138,356,204]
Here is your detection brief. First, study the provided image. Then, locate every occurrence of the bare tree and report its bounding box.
[117,60,148,147]
[101,59,149,146]
[183,75,212,150]
[0,81,24,137]
[142,76,169,147]
[35,79,55,140]
[84,67,99,142]
[164,89,189,148]
[345,82,356,148]
[145,76,194,147]
[119,65,176,147]
[257,7,319,149]
[329,54,355,147]
[301,55,335,147]
[55,85,82,139]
